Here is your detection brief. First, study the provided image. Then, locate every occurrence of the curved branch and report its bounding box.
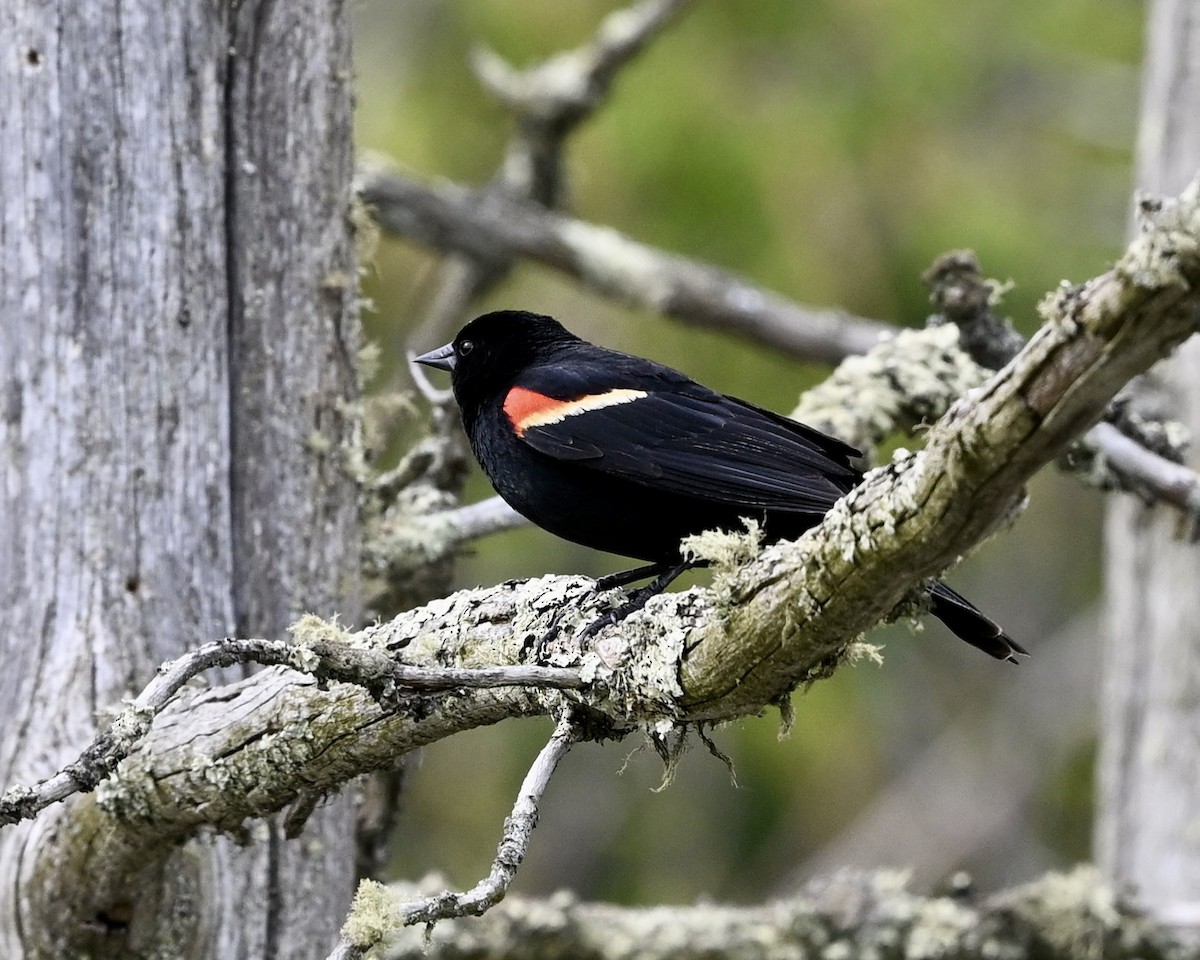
[333,711,581,957]
[359,169,889,365]
[396,0,693,351]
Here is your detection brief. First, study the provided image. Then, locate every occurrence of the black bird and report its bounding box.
[416,310,1025,662]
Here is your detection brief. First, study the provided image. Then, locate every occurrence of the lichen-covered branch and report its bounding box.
[365,867,1183,960]
[925,248,1200,530]
[789,323,990,456]
[0,628,583,831]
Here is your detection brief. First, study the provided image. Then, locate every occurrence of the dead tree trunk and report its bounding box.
[0,1,361,956]
[1099,0,1200,936]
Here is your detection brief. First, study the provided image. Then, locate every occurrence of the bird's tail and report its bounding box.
[928,580,1028,663]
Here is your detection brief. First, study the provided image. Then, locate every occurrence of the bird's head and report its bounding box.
[415,310,580,403]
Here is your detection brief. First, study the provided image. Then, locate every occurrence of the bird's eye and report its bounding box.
[458,340,474,356]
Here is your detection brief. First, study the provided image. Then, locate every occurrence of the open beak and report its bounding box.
[414,342,456,372]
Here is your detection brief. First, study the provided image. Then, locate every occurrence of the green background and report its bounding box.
[353,0,1139,903]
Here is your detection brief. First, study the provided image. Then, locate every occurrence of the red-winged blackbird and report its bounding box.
[417,310,1025,662]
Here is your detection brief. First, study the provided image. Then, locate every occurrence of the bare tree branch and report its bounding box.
[359,168,889,365]
[1085,421,1200,535]
[396,0,693,354]
[332,711,581,958]
[471,0,691,208]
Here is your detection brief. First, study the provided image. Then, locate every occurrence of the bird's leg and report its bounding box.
[594,562,671,591]
[579,559,694,641]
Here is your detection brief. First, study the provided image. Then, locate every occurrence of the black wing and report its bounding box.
[511,357,861,514]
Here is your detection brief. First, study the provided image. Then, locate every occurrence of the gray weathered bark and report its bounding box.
[1099,0,1200,936]
[0,0,360,956]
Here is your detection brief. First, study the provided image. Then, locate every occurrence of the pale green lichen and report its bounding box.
[792,324,988,454]
[1120,199,1199,292]
[681,519,764,607]
[349,185,382,268]
[1003,866,1134,959]
[596,605,689,720]
[843,640,885,666]
[94,753,160,821]
[342,878,400,949]
[362,390,419,458]
[369,485,459,569]
[358,340,383,385]
[290,645,321,674]
[306,430,333,454]
[107,703,157,751]
[1036,866,1121,928]
[290,613,351,648]
[680,518,763,570]
[906,896,976,959]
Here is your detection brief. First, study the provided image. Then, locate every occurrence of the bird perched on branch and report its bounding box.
[417,310,1024,662]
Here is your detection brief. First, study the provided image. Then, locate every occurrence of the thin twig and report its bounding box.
[399,710,579,922]
[1083,422,1200,538]
[437,496,526,541]
[331,711,581,958]
[405,351,455,407]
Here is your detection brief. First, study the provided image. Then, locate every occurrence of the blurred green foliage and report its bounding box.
[353,0,1137,905]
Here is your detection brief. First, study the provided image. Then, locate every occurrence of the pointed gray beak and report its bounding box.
[414,342,456,372]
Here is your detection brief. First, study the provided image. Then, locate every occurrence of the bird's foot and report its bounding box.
[580,560,693,642]
[529,561,693,659]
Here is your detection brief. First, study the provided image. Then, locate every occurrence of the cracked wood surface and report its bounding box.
[0,0,360,956]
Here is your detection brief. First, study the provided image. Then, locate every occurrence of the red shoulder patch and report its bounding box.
[503,387,564,436]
